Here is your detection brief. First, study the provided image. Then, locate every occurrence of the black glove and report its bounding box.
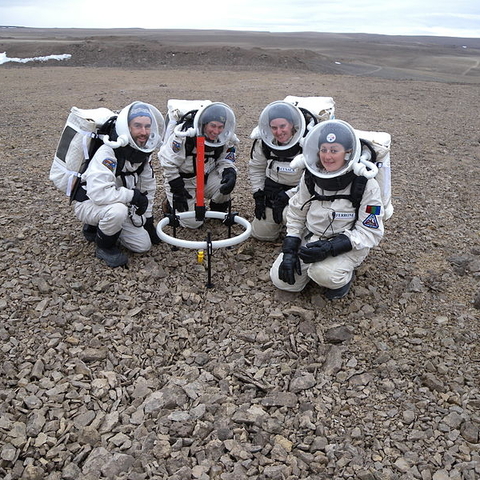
[278,236,302,285]
[272,191,290,224]
[253,190,266,220]
[169,177,192,213]
[131,189,148,216]
[219,168,237,195]
[299,233,352,264]
[144,217,161,245]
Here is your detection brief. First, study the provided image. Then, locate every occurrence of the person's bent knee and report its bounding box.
[308,262,351,290]
[251,218,281,242]
[180,218,204,229]
[251,223,280,242]
[252,231,279,242]
[270,264,306,293]
[271,277,305,293]
[120,233,151,253]
[100,204,129,235]
[130,241,152,254]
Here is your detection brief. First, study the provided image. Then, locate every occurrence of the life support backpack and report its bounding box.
[49,107,117,202]
[303,132,393,222]
[355,130,393,220]
[283,95,336,123]
[164,99,212,143]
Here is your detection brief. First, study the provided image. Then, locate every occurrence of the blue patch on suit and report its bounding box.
[363,213,379,229]
[225,147,236,162]
[172,140,181,153]
[102,158,117,172]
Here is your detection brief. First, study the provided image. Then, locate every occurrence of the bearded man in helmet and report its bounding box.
[270,119,385,300]
[73,101,165,268]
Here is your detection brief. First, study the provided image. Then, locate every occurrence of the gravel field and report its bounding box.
[0,28,479,480]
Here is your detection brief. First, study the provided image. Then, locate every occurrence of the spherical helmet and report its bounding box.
[114,101,165,153]
[258,101,306,151]
[302,119,360,179]
[194,102,236,147]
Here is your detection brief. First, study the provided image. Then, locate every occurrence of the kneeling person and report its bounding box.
[159,102,238,229]
[249,101,307,241]
[270,120,384,299]
[73,102,165,267]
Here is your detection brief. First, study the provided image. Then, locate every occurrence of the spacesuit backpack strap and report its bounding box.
[302,170,368,227]
[349,175,368,216]
[261,140,302,165]
[112,146,150,187]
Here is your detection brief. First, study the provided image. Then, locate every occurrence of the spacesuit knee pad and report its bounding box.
[251,217,281,242]
[270,255,308,292]
[307,260,351,290]
[100,203,129,235]
[121,230,152,253]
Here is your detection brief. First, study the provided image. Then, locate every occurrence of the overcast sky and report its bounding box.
[0,0,479,38]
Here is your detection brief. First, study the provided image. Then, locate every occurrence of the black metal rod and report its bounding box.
[170,205,179,251]
[206,230,214,289]
[227,199,232,239]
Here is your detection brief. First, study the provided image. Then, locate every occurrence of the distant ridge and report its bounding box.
[1,27,479,83]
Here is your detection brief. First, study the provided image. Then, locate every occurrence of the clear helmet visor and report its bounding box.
[258,101,306,150]
[193,102,236,147]
[302,119,360,179]
[116,101,165,153]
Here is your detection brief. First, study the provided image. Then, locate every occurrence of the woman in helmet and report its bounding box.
[270,120,385,300]
[73,101,165,268]
[249,101,307,241]
[159,102,238,229]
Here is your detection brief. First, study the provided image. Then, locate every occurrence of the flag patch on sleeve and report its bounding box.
[366,205,381,215]
[225,147,236,162]
[102,158,117,172]
[172,140,181,153]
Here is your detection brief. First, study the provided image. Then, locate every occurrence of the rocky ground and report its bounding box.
[0,29,479,480]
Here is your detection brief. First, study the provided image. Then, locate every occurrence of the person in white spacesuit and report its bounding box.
[73,101,165,268]
[270,119,385,299]
[159,102,238,229]
[249,101,307,241]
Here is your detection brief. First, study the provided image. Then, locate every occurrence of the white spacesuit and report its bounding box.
[73,101,165,267]
[159,102,238,229]
[249,101,307,241]
[270,119,385,299]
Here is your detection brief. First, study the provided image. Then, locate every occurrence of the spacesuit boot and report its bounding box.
[83,224,98,243]
[95,229,128,268]
[324,273,355,300]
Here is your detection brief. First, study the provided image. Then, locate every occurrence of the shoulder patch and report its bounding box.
[102,158,117,172]
[172,140,182,153]
[366,205,381,215]
[363,213,379,229]
[225,147,236,162]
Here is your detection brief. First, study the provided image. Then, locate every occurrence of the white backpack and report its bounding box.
[49,107,116,199]
[355,130,393,220]
[163,99,212,142]
[283,95,336,124]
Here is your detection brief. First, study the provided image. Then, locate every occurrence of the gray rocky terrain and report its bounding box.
[0,27,479,480]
